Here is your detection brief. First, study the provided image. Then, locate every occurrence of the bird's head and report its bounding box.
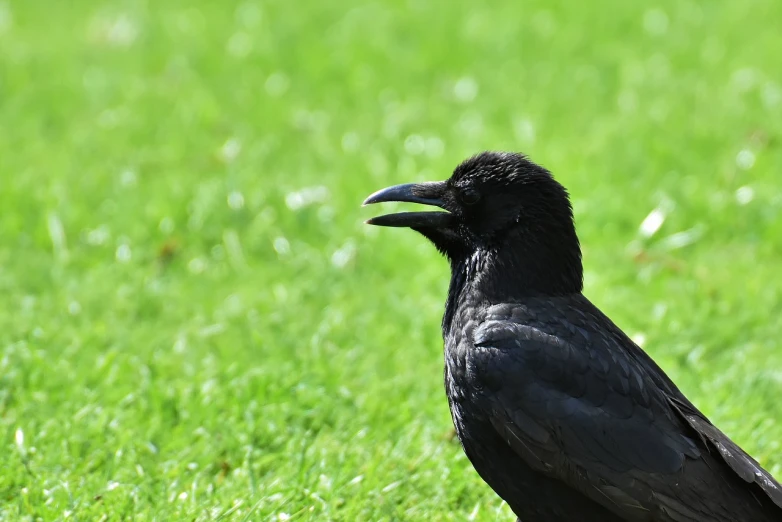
[363,151,583,296]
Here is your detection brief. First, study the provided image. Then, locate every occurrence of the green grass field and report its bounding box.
[2,0,782,520]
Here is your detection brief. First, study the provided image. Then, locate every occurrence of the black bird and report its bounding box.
[363,152,782,521]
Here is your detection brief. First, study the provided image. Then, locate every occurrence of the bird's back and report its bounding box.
[444,292,782,522]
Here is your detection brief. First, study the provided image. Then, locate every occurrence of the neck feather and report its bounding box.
[442,227,583,332]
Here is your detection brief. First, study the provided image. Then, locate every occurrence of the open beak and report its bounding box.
[362,181,454,228]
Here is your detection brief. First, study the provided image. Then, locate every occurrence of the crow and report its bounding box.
[363,151,782,521]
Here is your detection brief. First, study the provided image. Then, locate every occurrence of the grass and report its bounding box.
[1,0,782,520]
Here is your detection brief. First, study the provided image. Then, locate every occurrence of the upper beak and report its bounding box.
[362,181,454,228]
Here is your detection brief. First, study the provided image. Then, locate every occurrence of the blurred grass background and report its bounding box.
[1,0,782,520]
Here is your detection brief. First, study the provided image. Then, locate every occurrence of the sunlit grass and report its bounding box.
[1,0,781,520]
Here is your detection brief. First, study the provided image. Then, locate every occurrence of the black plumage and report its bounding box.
[363,151,782,521]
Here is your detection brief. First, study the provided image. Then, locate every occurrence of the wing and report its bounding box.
[469,311,782,522]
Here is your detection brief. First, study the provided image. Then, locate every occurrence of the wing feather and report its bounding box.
[469,310,782,521]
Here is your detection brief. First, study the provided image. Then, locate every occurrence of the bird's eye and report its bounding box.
[459,188,481,206]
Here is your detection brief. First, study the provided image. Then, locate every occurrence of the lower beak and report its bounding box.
[362,181,453,228]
